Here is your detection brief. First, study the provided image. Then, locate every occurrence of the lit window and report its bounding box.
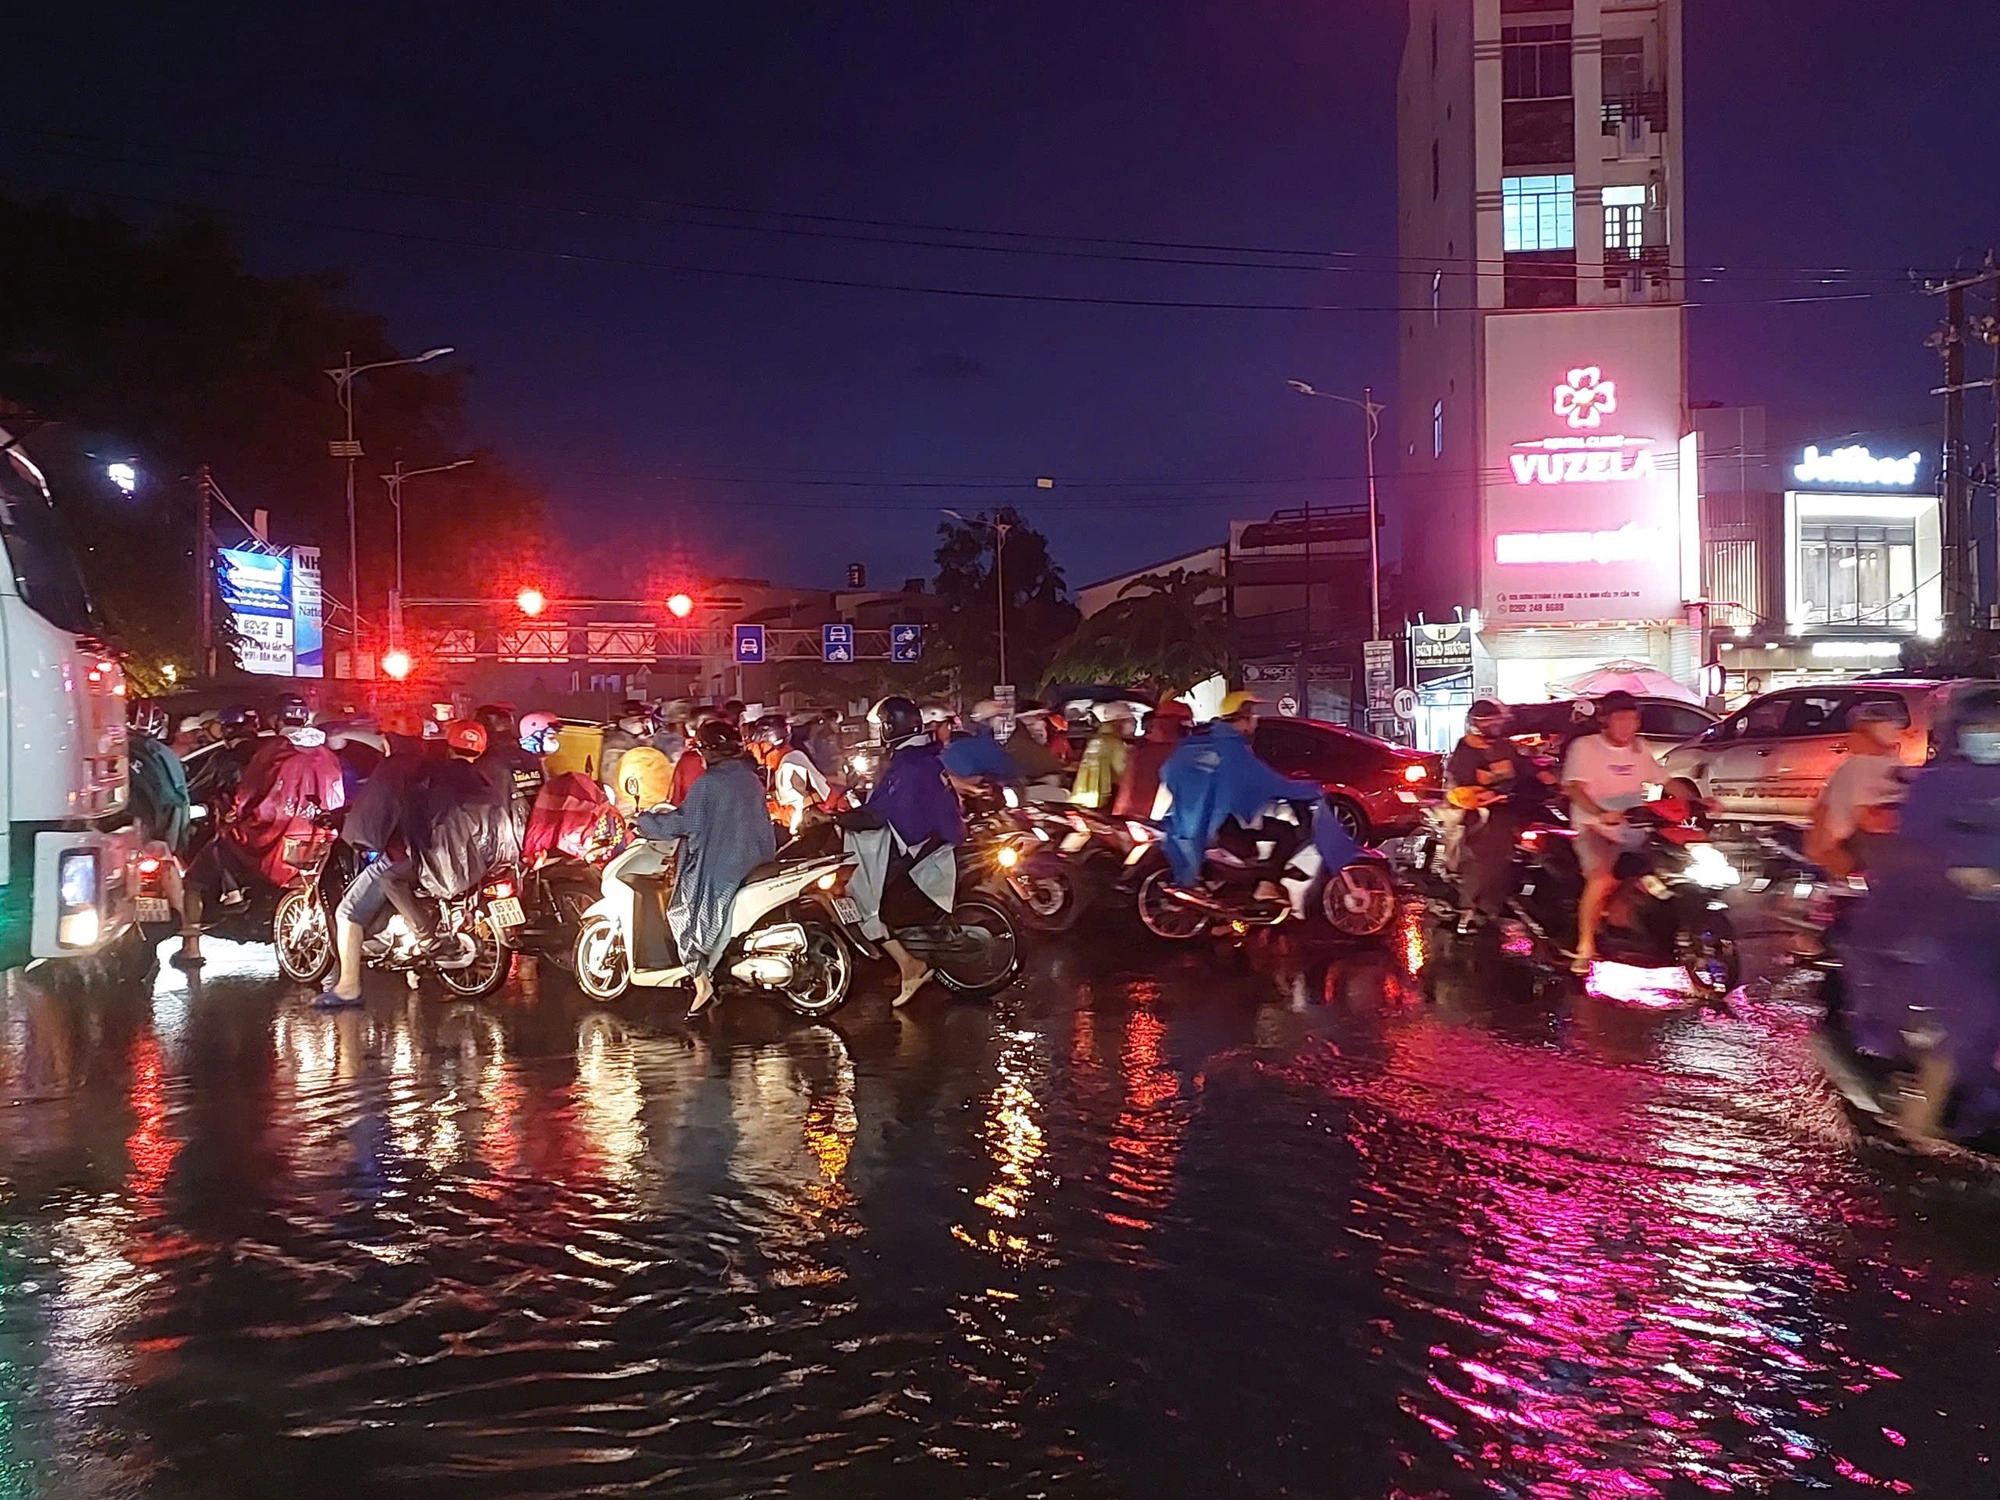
[1501,174,1575,252]
[1432,400,1445,460]
[1603,183,1646,259]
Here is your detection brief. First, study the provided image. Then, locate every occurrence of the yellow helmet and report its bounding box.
[1217,689,1265,720]
[614,746,674,812]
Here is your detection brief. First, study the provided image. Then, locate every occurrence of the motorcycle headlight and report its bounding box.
[997,844,1021,869]
[1684,842,1740,890]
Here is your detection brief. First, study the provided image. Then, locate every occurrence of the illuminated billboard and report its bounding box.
[218,543,323,677]
[1481,305,1690,626]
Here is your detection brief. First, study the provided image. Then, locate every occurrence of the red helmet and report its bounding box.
[445,720,488,757]
[380,707,426,739]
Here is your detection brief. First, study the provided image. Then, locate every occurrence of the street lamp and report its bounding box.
[1287,380,1385,644]
[325,345,455,651]
[381,457,474,644]
[944,508,1016,688]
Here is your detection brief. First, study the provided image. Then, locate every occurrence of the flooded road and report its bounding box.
[0,915,1994,1498]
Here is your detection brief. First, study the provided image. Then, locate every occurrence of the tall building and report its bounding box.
[1397,0,1701,721]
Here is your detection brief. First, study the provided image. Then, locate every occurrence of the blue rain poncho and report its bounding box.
[1158,720,1320,885]
[635,755,778,977]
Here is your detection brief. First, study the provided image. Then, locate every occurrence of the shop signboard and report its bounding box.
[1482,306,1690,626]
[289,545,323,678]
[218,546,294,676]
[1363,639,1397,717]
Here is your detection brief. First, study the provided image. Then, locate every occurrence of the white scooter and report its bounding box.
[570,838,856,1016]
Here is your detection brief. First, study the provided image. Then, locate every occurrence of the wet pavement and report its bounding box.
[0,909,1995,1498]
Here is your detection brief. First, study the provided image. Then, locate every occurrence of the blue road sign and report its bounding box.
[890,623,923,664]
[822,622,855,664]
[733,624,766,664]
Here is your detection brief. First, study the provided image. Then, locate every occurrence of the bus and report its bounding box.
[0,425,140,972]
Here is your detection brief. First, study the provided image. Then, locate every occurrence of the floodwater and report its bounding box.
[0,914,1994,1498]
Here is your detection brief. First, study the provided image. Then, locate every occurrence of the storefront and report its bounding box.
[1715,443,1940,696]
[1468,304,1700,704]
[1409,621,1477,752]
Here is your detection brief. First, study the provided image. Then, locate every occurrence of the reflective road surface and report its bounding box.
[0,912,1995,1498]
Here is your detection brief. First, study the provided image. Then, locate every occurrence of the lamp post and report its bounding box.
[1287,380,1385,643]
[325,345,455,653]
[944,508,1017,688]
[382,457,474,647]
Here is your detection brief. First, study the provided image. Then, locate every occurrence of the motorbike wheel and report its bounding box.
[1136,868,1206,941]
[435,915,514,1000]
[1677,908,1741,997]
[1322,862,1398,937]
[929,897,1022,998]
[541,871,603,973]
[273,887,336,985]
[1010,864,1084,933]
[572,913,631,1001]
[782,920,853,1018]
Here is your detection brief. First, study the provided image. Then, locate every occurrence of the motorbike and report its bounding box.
[509,852,608,972]
[1506,797,1741,996]
[569,839,856,1017]
[959,791,1091,934]
[272,817,520,999]
[806,817,1023,999]
[1130,798,1400,942]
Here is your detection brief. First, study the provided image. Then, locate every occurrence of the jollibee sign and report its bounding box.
[1481,306,1690,625]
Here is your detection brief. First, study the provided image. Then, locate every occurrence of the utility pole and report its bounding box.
[195,465,214,678]
[1929,257,2000,643]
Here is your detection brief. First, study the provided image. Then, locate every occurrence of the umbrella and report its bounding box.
[1557,661,1703,706]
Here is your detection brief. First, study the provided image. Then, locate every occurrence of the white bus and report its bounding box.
[0,425,140,972]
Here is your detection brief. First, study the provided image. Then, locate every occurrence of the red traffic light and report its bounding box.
[381,648,413,681]
[517,587,547,617]
[666,592,694,619]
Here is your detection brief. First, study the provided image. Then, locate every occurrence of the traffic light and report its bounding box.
[666,592,694,619]
[381,648,413,681]
[516,586,547,617]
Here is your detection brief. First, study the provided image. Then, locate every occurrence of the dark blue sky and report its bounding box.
[9,1,1998,591]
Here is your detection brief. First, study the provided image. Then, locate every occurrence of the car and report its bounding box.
[1661,678,1996,825]
[1252,717,1443,844]
[1502,696,1717,760]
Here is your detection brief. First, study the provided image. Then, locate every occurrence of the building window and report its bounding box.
[1501,174,1575,251]
[1431,140,1440,200]
[1431,268,1442,324]
[1799,522,1917,628]
[1603,184,1647,257]
[1432,400,1445,459]
[1501,24,1571,100]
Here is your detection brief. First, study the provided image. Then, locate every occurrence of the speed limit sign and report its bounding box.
[1392,687,1418,721]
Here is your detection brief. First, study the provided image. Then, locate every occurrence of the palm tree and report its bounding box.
[1039,568,1229,698]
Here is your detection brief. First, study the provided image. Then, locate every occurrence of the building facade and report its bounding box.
[1398,0,1697,733]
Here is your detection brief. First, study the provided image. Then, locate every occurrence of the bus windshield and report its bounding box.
[0,446,97,638]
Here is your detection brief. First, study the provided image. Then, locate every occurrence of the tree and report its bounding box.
[933,508,1078,700]
[1040,568,1230,697]
[0,195,545,678]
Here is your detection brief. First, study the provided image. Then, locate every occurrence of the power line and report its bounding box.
[0,124,1927,291]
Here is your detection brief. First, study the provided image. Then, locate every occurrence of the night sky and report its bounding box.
[9,1,1999,592]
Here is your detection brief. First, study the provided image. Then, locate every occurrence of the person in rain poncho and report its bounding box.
[634,719,777,1014]
[865,695,966,1006]
[1158,691,1320,893]
[1071,704,1135,808]
[1845,685,2000,1142]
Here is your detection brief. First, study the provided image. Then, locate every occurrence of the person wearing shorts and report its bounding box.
[1561,690,1668,973]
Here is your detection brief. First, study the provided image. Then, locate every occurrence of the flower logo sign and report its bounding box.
[1553,367,1618,430]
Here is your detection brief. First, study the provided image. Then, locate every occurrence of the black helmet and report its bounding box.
[870,695,924,747]
[693,718,745,760]
[275,692,311,728]
[474,702,518,741]
[218,703,260,738]
[128,699,171,741]
[1468,698,1508,731]
[748,714,789,748]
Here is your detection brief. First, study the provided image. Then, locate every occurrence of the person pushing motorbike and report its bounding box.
[865,695,966,1005]
[633,718,777,1016]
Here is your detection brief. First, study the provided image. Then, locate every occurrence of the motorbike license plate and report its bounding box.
[489,896,527,928]
[136,897,172,923]
[832,895,864,924]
